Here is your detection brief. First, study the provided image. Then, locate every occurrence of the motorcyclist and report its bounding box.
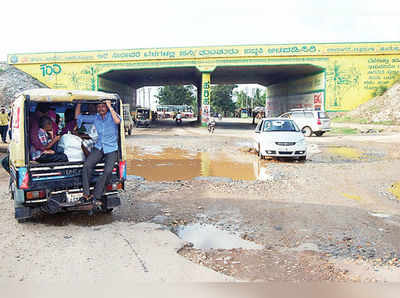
[176,112,182,125]
[207,117,216,133]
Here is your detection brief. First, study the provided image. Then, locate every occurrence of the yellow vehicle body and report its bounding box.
[10,88,126,167]
[8,88,127,221]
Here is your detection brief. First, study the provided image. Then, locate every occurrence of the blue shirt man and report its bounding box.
[81,101,121,203]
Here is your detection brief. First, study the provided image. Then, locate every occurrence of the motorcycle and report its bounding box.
[207,120,216,134]
[176,118,182,125]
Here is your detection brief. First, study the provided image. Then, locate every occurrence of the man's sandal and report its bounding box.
[79,194,93,204]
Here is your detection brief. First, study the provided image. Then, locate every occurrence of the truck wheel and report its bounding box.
[302,126,313,137]
[128,129,132,135]
[315,131,324,137]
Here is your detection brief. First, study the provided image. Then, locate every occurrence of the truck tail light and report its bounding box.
[106,182,123,191]
[18,167,30,189]
[119,160,127,180]
[26,190,46,200]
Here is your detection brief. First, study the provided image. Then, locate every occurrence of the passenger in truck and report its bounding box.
[81,100,120,205]
[30,103,57,155]
[30,116,68,163]
[61,108,77,134]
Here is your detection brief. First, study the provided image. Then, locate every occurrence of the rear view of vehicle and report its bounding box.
[8,89,127,222]
[314,111,331,136]
[135,108,151,127]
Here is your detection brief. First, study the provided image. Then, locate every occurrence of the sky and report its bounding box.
[1,0,400,62]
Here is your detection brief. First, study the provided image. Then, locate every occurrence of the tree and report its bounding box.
[210,84,237,116]
[234,90,251,109]
[234,88,266,109]
[253,88,266,107]
[155,85,196,106]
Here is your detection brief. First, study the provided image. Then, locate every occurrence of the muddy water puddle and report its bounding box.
[126,146,270,182]
[176,223,263,249]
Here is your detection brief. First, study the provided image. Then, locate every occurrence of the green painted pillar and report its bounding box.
[200,72,211,127]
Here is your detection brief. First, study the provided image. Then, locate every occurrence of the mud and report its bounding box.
[3,120,400,282]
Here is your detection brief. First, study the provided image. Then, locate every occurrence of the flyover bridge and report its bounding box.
[8,42,400,125]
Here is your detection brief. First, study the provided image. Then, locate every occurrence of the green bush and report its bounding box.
[373,86,388,97]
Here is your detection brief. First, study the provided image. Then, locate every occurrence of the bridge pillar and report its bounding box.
[130,87,137,111]
[200,72,211,127]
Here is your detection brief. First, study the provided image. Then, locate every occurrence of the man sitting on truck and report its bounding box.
[31,116,68,163]
[81,100,121,205]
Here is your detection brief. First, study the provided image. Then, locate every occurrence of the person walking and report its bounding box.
[81,100,121,206]
[0,107,9,143]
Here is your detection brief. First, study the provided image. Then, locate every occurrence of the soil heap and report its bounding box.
[0,62,47,107]
[344,82,400,124]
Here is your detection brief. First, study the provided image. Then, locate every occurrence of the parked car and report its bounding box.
[279,109,331,137]
[254,118,307,161]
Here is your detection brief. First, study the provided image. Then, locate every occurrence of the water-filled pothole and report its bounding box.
[175,223,263,250]
[126,146,271,182]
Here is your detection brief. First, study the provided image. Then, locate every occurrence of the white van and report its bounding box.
[279,109,331,137]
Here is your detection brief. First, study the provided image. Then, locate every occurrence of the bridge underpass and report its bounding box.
[97,64,324,125]
[10,42,400,123]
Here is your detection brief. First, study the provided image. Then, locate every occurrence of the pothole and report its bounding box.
[175,223,263,250]
[126,146,272,182]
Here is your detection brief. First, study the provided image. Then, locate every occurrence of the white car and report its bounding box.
[254,118,307,160]
[279,109,331,137]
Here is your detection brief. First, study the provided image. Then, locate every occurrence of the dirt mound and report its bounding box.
[345,82,400,124]
[0,63,47,107]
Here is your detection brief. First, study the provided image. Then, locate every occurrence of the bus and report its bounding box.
[156,105,194,119]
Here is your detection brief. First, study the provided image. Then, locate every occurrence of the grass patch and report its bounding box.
[328,127,360,135]
[332,117,397,126]
[331,116,369,124]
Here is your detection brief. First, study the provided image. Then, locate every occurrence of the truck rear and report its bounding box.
[9,89,127,221]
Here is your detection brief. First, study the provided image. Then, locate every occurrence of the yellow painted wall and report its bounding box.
[8,42,400,112]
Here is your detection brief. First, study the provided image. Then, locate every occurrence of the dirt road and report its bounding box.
[2,118,400,282]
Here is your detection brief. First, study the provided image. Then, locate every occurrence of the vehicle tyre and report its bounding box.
[128,128,132,135]
[302,126,313,137]
[314,131,324,137]
[298,156,306,161]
